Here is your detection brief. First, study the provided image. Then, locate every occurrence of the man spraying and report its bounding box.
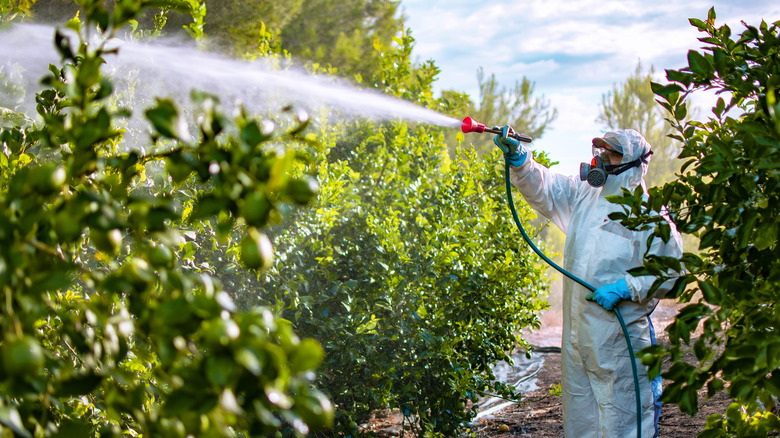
[493,126,683,438]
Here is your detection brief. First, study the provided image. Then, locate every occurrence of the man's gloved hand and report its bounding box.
[493,125,527,167]
[586,278,631,311]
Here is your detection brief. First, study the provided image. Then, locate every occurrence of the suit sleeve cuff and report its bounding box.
[624,275,644,302]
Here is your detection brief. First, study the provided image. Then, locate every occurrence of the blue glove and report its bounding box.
[493,125,527,167]
[586,278,631,311]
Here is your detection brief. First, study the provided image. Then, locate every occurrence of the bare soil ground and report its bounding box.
[364,331,732,437]
[466,330,733,438]
[363,298,734,437]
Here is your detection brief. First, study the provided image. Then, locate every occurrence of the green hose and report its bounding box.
[502,159,642,438]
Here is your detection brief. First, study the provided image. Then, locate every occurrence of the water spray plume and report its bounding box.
[461,116,534,143]
[0,24,461,128]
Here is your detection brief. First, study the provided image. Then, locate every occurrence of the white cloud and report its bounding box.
[533,87,607,175]
[402,0,780,172]
[506,59,559,78]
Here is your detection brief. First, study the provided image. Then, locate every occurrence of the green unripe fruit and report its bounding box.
[54,211,83,243]
[294,391,334,432]
[285,177,319,205]
[123,258,155,291]
[240,229,273,270]
[147,244,175,268]
[2,336,45,377]
[92,228,123,255]
[241,191,272,227]
[31,164,66,194]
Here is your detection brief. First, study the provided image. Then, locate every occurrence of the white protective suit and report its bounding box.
[509,129,683,438]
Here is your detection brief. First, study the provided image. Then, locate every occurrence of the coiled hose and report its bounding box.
[502,159,642,438]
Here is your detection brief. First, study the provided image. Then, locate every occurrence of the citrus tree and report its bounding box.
[243,33,553,436]
[278,0,403,81]
[182,30,554,437]
[3,2,557,436]
[609,9,780,437]
[0,1,332,436]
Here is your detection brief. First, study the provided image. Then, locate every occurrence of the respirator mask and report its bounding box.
[580,145,652,187]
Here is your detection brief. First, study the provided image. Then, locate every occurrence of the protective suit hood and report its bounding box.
[596,129,652,194]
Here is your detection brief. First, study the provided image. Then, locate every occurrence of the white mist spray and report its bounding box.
[0,23,460,128]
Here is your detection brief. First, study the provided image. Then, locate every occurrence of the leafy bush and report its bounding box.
[0,1,331,436]
[2,2,556,437]
[609,9,780,437]
[266,124,550,437]
[248,34,552,437]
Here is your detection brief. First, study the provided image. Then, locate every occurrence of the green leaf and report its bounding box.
[289,339,324,373]
[162,389,198,416]
[689,18,708,31]
[699,228,722,249]
[698,280,724,305]
[730,379,754,401]
[52,417,92,438]
[707,379,724,397]
[93,9,110,30]
[666,70,694,87]
[736,210,758,249]
[145,98,186,140]
[241,121,269,148]
[680,386,699,416]
[0,406,32,438]
[680,253,703,270]
[687,50,713,77]
[206,356,235,386]
[189,195,225,222]
[58,372,103,397]
[53,29,75,60]
[66,12,82,33]
[674,103,688,121]
[754,222,777,251]
[651,81,683,101]
[235,348,262,375]
[142,0,195,14]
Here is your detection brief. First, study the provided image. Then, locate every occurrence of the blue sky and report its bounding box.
[400,0,779,175]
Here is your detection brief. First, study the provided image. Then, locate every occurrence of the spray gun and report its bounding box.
[460,117,534,144]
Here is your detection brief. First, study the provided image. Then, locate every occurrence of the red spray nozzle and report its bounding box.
[460,117,534,143]
[461,117,487,134]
